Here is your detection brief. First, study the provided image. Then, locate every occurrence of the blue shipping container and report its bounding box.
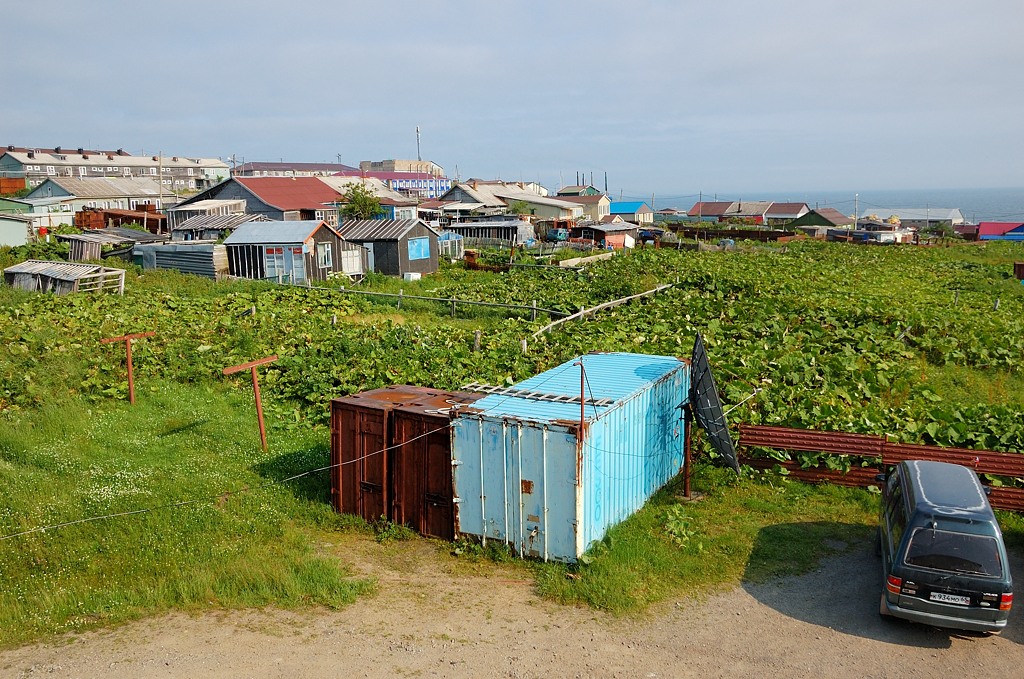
[451,352,689,563]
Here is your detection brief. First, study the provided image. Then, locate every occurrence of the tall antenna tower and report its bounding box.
[416,126,421,162]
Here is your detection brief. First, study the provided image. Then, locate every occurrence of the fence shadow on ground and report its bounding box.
[740,521,1024,648]
[253,443,331,506]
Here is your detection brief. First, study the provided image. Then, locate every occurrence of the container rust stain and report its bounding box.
[521,479,534,495]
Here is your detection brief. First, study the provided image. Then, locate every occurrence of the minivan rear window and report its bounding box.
[904,528,1003,577]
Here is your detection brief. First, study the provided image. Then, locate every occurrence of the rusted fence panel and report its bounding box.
[738,424,1024,512]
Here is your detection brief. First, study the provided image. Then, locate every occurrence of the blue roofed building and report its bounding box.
[609,200,654,224]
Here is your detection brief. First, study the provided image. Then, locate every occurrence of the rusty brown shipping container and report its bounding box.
[329,386,480,536]
[1014,261,1024,281]
[391,390,481,540]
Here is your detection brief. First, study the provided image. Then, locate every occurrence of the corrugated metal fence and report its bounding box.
[738,424,1024,512]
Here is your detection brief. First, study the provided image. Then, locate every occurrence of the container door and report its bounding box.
[355,411,388,521]
[421,424,455,540]
[333,405,388,521]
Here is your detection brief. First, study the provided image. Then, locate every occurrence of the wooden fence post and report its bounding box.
[223,355,279,452]
[99,331,156,405]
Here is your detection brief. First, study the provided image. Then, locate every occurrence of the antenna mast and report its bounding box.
[416,126,421,162]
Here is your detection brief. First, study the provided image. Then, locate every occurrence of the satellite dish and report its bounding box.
[690,332,740,473]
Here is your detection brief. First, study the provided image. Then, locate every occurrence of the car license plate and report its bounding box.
[930,592,970,606]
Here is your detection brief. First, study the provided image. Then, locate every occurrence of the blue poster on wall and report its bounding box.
[408,236,430,261]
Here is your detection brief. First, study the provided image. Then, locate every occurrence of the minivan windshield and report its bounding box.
[904,528,1003,577]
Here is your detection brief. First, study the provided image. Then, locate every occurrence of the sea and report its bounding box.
[674,187,1024,224]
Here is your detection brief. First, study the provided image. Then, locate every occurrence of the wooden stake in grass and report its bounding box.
[223,355,278,451]
[100,331,156,404]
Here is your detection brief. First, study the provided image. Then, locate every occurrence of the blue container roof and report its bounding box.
[470,352,685,424]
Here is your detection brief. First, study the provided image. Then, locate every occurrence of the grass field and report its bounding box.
[2,239,1023,645]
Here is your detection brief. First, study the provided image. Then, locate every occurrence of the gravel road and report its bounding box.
[3,537,1021,678]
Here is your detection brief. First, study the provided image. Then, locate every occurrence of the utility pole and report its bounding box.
[416,126,421,162]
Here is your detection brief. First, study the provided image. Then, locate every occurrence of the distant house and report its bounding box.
[0,146,227,191]
[171,213,270,242]
[686,201,733,222]
[977,222,1024,241]
[233,161,357,178]
[554,194,610,222]
[23,177,168,212]
[443,217,536,246]
[570,222,639,249]
[764,202,809,225]
[556,185,602,197]
[319,177,417,221]
[861,208,965,230]
[721,201,773,224]
[167,198,247,231]
[177,177,343,225]
[609,201,653,224]
[223,220,368,284]
[336,219,440,277]
[654,208,687,222]
[788,208,854,236]
[333,169,453,200]
[438,180,572,219]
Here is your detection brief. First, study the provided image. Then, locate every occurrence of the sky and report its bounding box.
[5,0,1024,205]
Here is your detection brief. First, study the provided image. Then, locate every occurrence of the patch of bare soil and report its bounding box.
[3,536,1022,678]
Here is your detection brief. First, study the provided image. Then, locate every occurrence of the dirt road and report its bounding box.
[3,537,1021,678]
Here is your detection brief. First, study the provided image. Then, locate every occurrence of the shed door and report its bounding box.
[289,246,305,284]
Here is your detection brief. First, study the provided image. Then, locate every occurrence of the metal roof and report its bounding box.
[860,207,964,222]
[168,199,246,212]
[723,201,773,217]
[765,202,809,217]
[57,228,167,245]
[222,220,334,245]
[3,259,113,280]
[610,201,651,214]
[173,213,269,232]
[688,201,734,216]
[977,221,1024,236]
[234,177,343,210]
[318,176,411,203]
[237,161,357,172]
[29,177,165,198]
[467,353,685,424]
[337,219,438,241]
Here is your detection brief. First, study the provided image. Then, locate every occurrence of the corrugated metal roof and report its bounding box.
[234,177,343,210]
[3,259,108,280]
[169,199,246,212]
[688,201,734,216]
[318,176,411,203]
[31,177,164,198]
[723,201,773,217]
[337,219,438,240]
[57,228,167,245]
[173,213,269,232]
[978,221,1024,236]
[815,207,854,225]
[222,220,333,245]
[468,353,684,424]
[765,202,808,217]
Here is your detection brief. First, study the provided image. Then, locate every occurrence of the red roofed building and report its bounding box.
[174,177,345,225]
[977,221,1024,241]
[687,201,733,222]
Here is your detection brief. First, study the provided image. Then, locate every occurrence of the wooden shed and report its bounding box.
[336,219,440,277]
[3,259,125,295]
[223,219,367,284]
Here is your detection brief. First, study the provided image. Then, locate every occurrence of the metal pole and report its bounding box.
[683,409,692,499]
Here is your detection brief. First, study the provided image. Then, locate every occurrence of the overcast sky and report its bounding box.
[5,0,1023,204]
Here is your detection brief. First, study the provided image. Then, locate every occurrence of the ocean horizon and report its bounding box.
[659,187,1024,223]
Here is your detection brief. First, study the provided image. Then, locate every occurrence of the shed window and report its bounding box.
[408,236,430,261]
[317,242,332,268]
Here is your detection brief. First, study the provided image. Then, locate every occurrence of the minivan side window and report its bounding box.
[886,473,906,548]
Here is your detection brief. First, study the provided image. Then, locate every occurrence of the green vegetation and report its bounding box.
[1,238,1022,640]
[533,466,878,613]
[0,382,373,647]
[338,182,383,220]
